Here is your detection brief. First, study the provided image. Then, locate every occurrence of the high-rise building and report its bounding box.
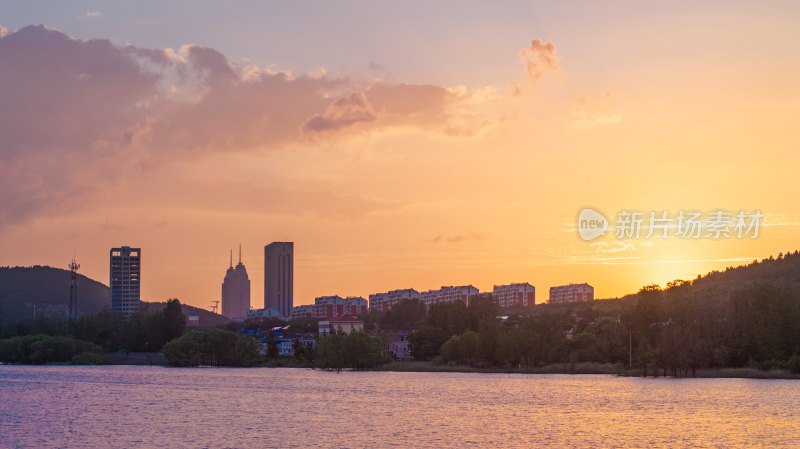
[493,283,536,308]
[265,242,293,318]
[549,283,594,304]
[110,246,141,316]
[290,304,315,320]
[313,295,368,319]
[369,288,420,312]
[420,285,479,307]
[221,246,250,321]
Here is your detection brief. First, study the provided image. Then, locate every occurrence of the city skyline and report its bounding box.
[1,2,798,311]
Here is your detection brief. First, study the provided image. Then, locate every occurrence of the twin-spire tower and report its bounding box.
[221,244,250,321]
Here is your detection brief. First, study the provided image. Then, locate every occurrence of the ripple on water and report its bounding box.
[1,366,800,448]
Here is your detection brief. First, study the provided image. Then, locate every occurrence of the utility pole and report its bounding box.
[68,253,80,319]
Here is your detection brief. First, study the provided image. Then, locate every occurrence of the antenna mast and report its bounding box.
[68,253,80,319]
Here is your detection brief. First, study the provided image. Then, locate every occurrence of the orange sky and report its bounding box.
[0,2,798,310]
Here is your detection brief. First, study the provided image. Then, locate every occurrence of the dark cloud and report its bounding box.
[0,25,158,160]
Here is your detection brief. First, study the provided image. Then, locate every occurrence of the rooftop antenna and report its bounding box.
[238,244,242,264]
[210,300,220,314]
[229,249,233,268]
[68,251,80,319]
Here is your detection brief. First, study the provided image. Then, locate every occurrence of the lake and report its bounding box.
[1,366,799,448]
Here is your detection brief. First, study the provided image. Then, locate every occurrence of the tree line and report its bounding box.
[365,252,800,375]
[0,299,187,364]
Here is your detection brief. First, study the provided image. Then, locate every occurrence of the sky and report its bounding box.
[1,1,798,311]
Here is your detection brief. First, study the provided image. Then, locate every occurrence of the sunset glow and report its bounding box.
[1,1,798,310]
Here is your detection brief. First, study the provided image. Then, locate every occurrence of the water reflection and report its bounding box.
[1,366,799,448]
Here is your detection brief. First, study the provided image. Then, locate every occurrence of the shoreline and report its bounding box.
[4,360,800,379]
[375,361,800,379]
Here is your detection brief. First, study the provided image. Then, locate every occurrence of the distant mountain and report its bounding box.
[145,301,230,327]
[0,266,229,327]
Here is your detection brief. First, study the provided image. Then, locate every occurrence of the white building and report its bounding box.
[493,283,536,308]
[289,304,315,320]
[313,295,368,319]
[369,288,420,312]
[549,283,594,304]
[319,318,364,336]
[420,285,479,307]
[246,308,285,321]
[385,331,411,360]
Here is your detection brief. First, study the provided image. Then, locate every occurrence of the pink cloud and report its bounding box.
[519,38,560,84]
[0,25,522,229]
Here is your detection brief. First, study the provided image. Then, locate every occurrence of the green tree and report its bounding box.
[0,334,103,364]
[162,299,186,342]
[496,327,528,367]
[468,295,499,329]
[427,301,471,335]
[408,325,449,360]
[379,299,427,330]
[441,330,481,365]
[162,328,262,367]
[315,331,384,370]
[266,330,279,359]
[440,334,460,363]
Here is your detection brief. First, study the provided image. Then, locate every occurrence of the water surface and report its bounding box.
[1,366,798,448]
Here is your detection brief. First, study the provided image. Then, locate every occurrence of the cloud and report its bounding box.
[306,81,503,138]
[427,233,484,243]
[520,38,559,85]
[79,11,102,20]
[305,91,378,133]
[0,25,505,229]
[572,92,622,128]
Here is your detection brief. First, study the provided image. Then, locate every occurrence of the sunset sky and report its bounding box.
[1,1,798,311]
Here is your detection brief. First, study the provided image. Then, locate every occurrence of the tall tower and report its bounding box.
[221,245,251,321]
[264,242,293,318]
[110,246,141,316]
[68,254,80,319]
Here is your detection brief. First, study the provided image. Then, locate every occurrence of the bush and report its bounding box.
[787,355,800,374]
[0,335,103,364]
[316,331,384,370]
[440,330,481,366]
[162,327,262,367]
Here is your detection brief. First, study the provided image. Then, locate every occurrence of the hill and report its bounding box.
[0,266,109,326]
[0,266,229,327]
[145,301,230,327]
[612,250,800,302]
